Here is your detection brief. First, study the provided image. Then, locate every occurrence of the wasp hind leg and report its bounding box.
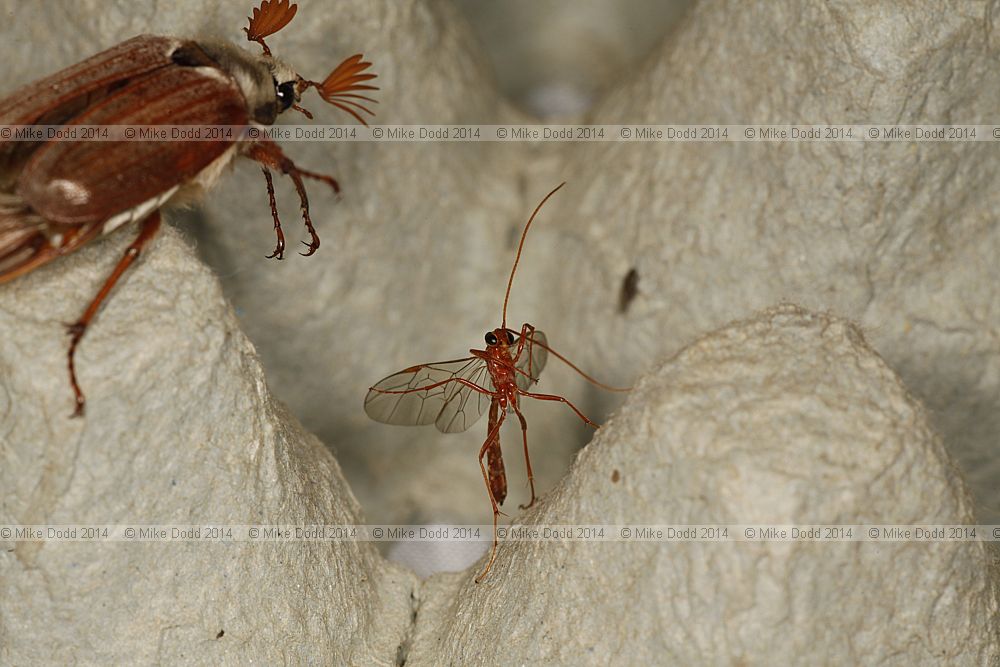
[66,212,162,417]
[511,404,537,510]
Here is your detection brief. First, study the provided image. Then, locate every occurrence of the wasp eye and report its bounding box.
[506,331,516,345]
[485,332,498,346]
[276,80,296,111]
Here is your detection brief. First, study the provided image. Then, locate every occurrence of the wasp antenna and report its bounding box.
[245,0,298,55]
[502,183,566,330]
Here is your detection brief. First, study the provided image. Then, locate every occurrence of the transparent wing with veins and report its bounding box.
[512,329,548,390]
[364,356,495,434]
[435,358,497,434]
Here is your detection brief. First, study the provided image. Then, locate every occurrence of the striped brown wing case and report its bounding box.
[0,35,247,278]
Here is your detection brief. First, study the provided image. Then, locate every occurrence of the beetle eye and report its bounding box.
[506,331,516,345]
[276,80,296,111]
[485,332,498,346]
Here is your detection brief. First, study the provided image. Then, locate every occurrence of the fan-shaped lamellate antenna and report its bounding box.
[244,0,298,56]
[298,54,379,126]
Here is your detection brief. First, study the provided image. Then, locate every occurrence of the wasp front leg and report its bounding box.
[510,323,534,363]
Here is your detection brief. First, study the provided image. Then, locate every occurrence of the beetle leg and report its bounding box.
[0,217,102,285]
[259,167,285,260]
[246,141,339,258]
[295,165,340,195]
[66,212,161,417]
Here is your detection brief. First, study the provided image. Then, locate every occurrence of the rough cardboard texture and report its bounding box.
[0,227,415,664]
[407,307,999,665]
[1,0,999,663]
[539,0,1000,524]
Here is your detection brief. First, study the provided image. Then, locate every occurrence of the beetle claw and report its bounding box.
[299,240,319,257]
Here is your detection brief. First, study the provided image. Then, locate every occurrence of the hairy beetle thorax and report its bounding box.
[194,40,292,125]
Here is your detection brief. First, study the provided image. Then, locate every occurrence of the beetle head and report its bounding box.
[245,0,378,125]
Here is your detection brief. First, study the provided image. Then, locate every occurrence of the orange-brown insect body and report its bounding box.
[474,327,525,505]
[0,0,378,416]
[364,183,629,582]
[480,329,520,409]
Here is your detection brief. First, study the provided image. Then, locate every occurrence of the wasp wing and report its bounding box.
[434,358,495,434]
[365,357,495,433]
[513,329,548,390]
